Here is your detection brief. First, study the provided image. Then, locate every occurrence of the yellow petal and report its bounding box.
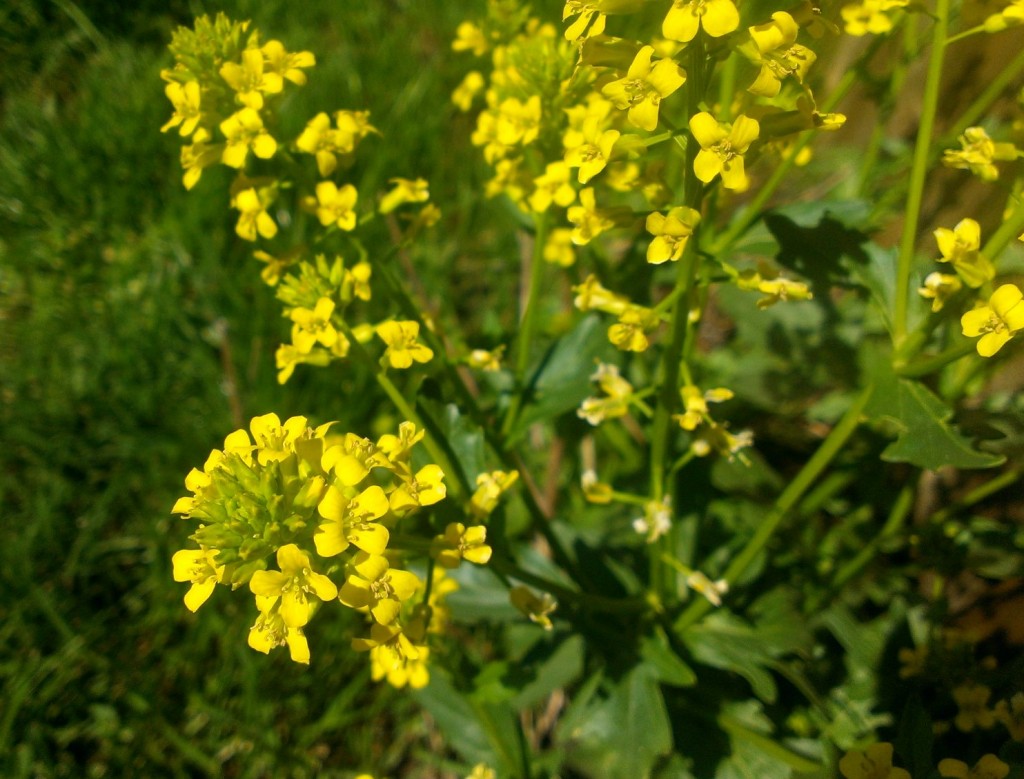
[184,579,216,612]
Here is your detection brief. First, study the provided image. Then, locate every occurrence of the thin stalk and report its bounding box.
[982,197,1024,259]
[894,0,950,343]
[896,340,975,378]
[675,383,874,631]
[932,468,1021,523]
[503,211,549,438]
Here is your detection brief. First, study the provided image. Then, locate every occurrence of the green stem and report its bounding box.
[932,468,1021,522]
[503,211,549,438]
[894,0,950,343]
[896,340,975,378]
[946,46,1024,141]
[674,383,874,631]
[944,24,986,45]
[982,197,1024,259]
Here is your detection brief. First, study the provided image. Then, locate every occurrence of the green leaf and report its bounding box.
[414,669,498,767]
[557,666,672,779]
[715,701,822,778]
[640,628,698,688]
[512,314,612,438]
[512,634,585,709]
[681,612,778,702]
[863,349,1005,470]
[417,398,486,488]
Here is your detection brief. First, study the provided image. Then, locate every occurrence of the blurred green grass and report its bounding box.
[0,1,518,775]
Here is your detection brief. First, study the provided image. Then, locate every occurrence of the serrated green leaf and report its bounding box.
[640,629,698,688]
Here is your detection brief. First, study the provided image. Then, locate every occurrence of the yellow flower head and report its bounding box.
[840,0,908,36]
[952,682,996,732]
[220,47,284,110]
[608,305,659,352]
[564,2,607,41]
[962,284,1024,356]
[296,113,344,177]
[452,70,485,111]
[744,12,816,97]
[573,274,629,314]
[674,385,733,430]
[568,187,616,245]
[315,181,358,231]
[290,297,344,354]
[838,743,911,779]
[690,111,760,191]
[315,484,390,557]
[602,46,686,132]
[543,228,576,267]
[390,464,447,513]
[467,345,506,370]
[232,187,277,242]
[248,595,311,664]
[379,177,430,214]
[180,128,221,190]
[161,80,202,136]
[453,21,489,55]
[942,126,1020,181]
[339,552,421,625]
[633,496,672,542]
[248,544,337,628]
[172,547,225,612]
[578,363,635,425]
[496,96,542,146]
[510,585,557,629]
[432,522,492,568]
[247,412,311,464]
[663,0,740,42]
[646,206,701,264]
[918,272,963,312]
[220,108,277,168]
[934,218,994,288]
[376,320,434,369]
[470,470,519,518]
[370,642,430,689]
[564,121,620,185]
[260,40,315,86]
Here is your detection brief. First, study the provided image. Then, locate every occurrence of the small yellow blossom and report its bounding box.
[296,113,344,177]
[496,96,542,146]
[276,343,331,384]
[995,692,1024,741]
[563,1,607,41]
[602,46,686,132]
[376,320,433,369]
[961,284,1024,357]
[339,552,421,625]
[161,80,202,136]
[544,228,576,266]
[633,496,672,542]
[248,595,310,664]
[985,0,1024,31]
[260,40,315,86]
[453,21,489,55]
[934,218,994,288]
[470,470,519,518]
[573,274,629,314]
[578,363,635,425]
[253,248,299,286]
[433,522,491,568]
[510,585,557,629]
[316,485,390,557]
[840,0,908,36]
[529,162,577,212]
[467,346,505,371]
[353,622,420,673]
[744,12,816,97]
[568,187,615,245]
[466,764,497,779]
[939,754,1010,779]
[315,181,358,230]
[232,187,277,242]
[180,128,221,190]
[324,434,389,486]
[379,177,430,214]
[919,272,963,312]
[663,0,740,42]
[564,121,619,184]
[581,470,613,503]
[219,48,283,110]
[390,465,447,512]
[953,682,996,732]
[290,297,344,354]
[247,413,312,464]
[334,109,378,151]
[943,127,1019,181]
[172,548,224,612]
[839,743,911,779]
[608,305,659,352]
[249,545,337,628]
[452,71,485,111]
[370,642,430,688]
[646,206,701,264]
[220,108,277,168]
[692,421,754,461]
[674,385,733,430]
[690,111,760,191]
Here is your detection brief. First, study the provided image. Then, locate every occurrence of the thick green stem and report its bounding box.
[895,0,950,343]
[503,211,549,438]
[896,340,975,378]
[674,384,874,631]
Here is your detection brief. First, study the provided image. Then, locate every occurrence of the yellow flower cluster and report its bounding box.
[171,414,455,676]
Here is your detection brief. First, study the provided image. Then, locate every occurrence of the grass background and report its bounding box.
[0,1,529,775]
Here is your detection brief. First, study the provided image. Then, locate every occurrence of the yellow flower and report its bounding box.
[452,21,489,55]
[581,470,613,503]
[674,385,733,430]
[452,70,485,111]
[247,413,312,464]
[663,0,740,42]
[172,548,224,612]
[376,422,424,466]
[953,682,996,731]
[390,465,447,512]
[290,297,345,354]
[496,96,542,146]
[315,485,390,557]
[180,128,221,190]
[568,187,615,245]
[646,206,701,264]
[260,40,315,86]
[248,595,310,664]
[275,343,331,384]
[686,571,728,605]
[466,764,497,779]
[563,2,607,41]
[467,345,506,370]
[220,108,277,168]
[690,111,760,191]
[840,0,908,36]
[353,622,420,672]
[632,497,672,542]
[339,552,421,625]
[573,274,629,314]
[315,181,358,230]
[995,692,1024,741]
[370,642,430,688]
[219,47,283,110]
[602,46,686,132]
[962,284,1024,356]
[470,470,519,518]
[379,177,430,214]
[838,743,911,779]
[744,12,816,98]
[432,522,492,568]
[232,187,277,242]
[578,363,635,425]
[529,161,577,212]
[544,228,576,266]
[161,80,202,136]
[608,305,659,352]
[510,586,557,629]
[934,218,994,288]
[943,126,1019,181]
[296,113,344,177]
[938,754,1010,779]
[248,544,337,628]
[737,268,813,308]
[334,109,378,151]
[985,0,1024,31]
[376,320,434,368]
[324,434,389,486]
[253,248,300,286]
[918,272,963,312]
[564,121,620,184]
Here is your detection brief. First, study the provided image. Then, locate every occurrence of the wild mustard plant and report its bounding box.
[160,2,1024,774]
